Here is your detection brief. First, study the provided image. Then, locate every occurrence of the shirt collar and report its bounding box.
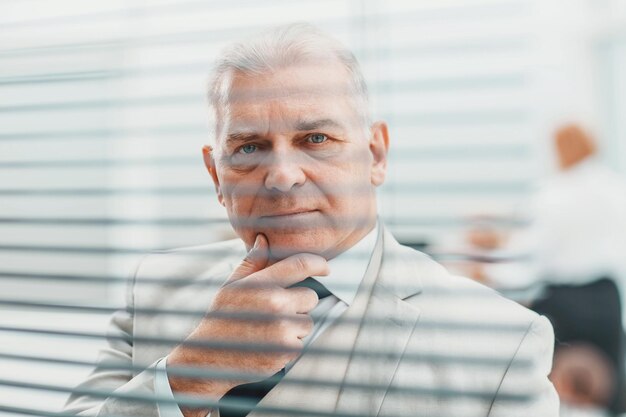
[313,222,379,306]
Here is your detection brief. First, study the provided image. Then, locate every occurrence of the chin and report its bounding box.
[264,229,331,259]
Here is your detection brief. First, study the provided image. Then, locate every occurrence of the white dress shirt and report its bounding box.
[485,160,626,290]
[154,223,379,417]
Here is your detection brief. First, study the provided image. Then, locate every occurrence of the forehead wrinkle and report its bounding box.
[226,119,263,135]
[223,81,359,143]
[224,103,270,136]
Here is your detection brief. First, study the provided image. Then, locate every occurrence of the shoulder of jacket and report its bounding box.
[133,238,246,283]
[401,249,540,328]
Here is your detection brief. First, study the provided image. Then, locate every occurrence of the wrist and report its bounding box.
[166,349,234,400]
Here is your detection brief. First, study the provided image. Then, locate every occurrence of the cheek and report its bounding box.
[219,170,257,202]
[314,159,371,201]
[317,151,370,181]
[324,174,370,210]
[224,186,255,215]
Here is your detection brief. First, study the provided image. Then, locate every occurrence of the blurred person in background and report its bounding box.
[64,23,558,417]
[466,124,626,415]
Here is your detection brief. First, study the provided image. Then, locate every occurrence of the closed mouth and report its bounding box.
[260,209,318,218]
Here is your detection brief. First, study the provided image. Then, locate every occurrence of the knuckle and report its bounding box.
[293,255,311,273]
[277,318,291,335]
[266,293,285,313]
[293,253,328,275]
[240,256,254,270]
[296,288,317,311]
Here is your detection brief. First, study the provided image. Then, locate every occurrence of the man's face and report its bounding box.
[204,62,389,260]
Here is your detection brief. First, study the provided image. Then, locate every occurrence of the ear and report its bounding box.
[202,145,225,206]
[369,121,390,186]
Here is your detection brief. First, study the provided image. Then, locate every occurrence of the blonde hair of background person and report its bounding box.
[64,23,559,417]
[554,124,597,170]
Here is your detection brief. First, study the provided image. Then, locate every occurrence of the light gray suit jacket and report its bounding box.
[64,226,559,417]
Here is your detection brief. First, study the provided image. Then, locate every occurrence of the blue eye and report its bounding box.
[308,133,327,144]
[239,144,257,154]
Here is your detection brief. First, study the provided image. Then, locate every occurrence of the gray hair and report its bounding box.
[207,22,371,143]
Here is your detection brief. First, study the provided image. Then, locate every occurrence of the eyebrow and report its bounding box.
[295,118,346,132]
[224,132,260,147]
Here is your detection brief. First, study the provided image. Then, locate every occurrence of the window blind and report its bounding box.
[2,0,611,415]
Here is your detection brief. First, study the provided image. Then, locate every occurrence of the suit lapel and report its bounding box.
[248,302,364,416]
[335,292,420,416]
[334,229,422,416]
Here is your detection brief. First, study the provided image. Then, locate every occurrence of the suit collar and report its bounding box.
[377,225,448,300]
[334,225,424,415]
[217,221,443,302]
[314,222,379,306]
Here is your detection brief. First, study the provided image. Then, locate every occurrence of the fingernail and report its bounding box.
[253,234,261,250]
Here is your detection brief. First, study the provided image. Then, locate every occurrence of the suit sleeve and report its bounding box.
[63,257,166,417]
[155,358,213,417]
[487,315,560,417]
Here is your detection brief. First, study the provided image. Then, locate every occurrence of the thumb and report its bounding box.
[226,234,269,283]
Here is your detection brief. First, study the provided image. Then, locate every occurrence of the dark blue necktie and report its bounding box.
[219,277,331,417]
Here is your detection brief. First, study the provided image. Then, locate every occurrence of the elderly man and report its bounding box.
[65,23,558,417]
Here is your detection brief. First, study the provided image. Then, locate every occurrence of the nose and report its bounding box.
[263,150,306,193]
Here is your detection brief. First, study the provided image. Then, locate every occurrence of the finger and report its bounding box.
[226,234,269,284]
[294,314,315,339]
[284,287,319,314]
[251,253,329,288]
[275,314,314,341]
